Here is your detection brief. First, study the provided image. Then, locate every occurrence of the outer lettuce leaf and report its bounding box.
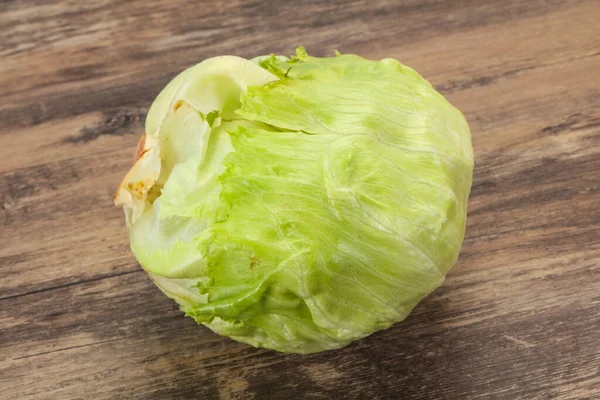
[120,48,474,353]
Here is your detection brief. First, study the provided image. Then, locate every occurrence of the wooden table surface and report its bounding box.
[1,1,599,399]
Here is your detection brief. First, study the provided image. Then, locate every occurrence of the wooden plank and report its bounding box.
[1,259,598,399]
[0,0,579,130]
[1,0,599,398]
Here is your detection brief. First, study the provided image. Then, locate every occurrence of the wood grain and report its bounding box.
[1,0,599,399]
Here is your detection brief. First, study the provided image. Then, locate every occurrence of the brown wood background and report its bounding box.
[1,1,599,399]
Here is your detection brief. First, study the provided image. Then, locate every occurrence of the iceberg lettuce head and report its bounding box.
[114,48,474,353]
